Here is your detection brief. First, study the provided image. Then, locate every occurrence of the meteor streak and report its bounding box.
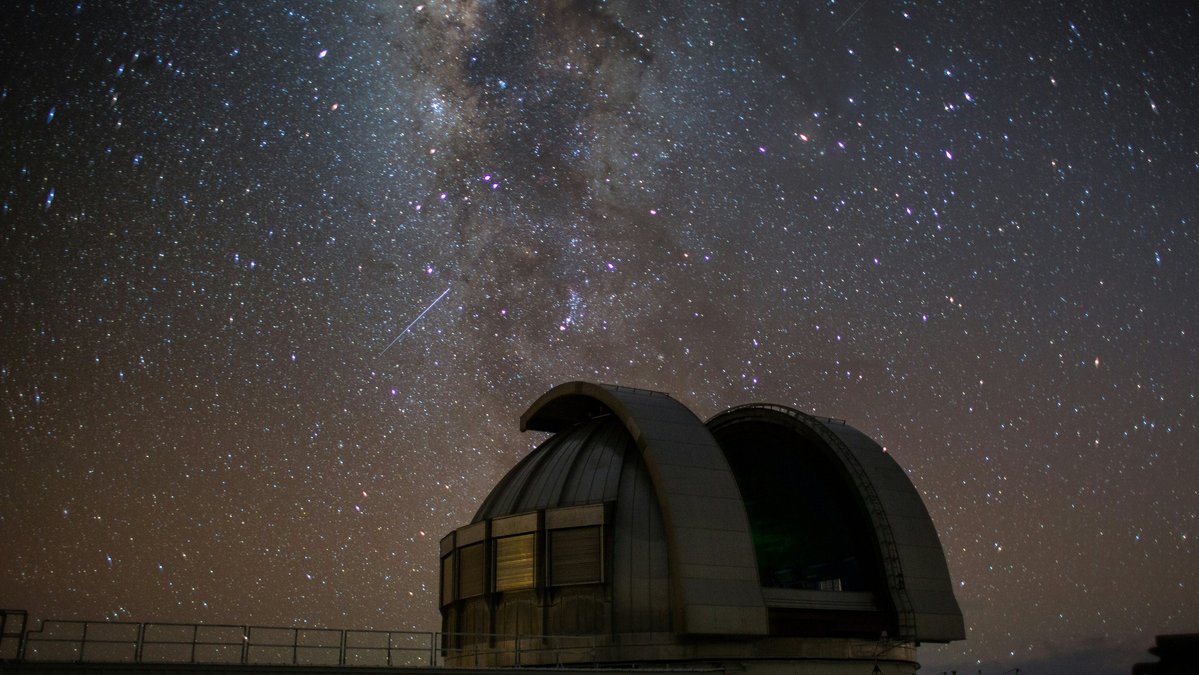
[379,286,451,356]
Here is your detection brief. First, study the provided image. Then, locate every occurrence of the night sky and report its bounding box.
[2,1,1196,673]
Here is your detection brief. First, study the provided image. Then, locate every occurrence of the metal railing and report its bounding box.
[439,632,600,667]
[4,611,914,669]
[1,609,27,661]
[17,618,437,667]
[7,614,603,668]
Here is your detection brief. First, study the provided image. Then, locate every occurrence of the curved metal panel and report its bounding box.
[707,404,966,643]
[475,417,628,521]
[522,381,768,636]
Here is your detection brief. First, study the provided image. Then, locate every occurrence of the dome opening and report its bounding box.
[712,419,884,594]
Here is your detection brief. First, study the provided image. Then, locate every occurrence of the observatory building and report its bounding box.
[0,381,964,675]
[439,382,965,674]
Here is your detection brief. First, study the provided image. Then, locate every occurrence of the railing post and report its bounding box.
[190,624,197,664]
[79,621,88,663]
[339,629,346,666]
[135,623,145,663]
[16,615,27,662]
[241,626,249,664]
[292,627,299,665]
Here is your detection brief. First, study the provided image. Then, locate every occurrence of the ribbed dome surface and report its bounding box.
[474,415,640,522]
[468,412,673,636]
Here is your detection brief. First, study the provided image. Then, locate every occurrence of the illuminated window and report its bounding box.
[458,543,485,598]
[494,534,535,591]
[549,526,602,585]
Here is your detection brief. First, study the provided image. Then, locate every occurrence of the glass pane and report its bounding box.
[441,554,455,605]
[458,544,485,598]
[550,527,601,585]
[494,534,535,591]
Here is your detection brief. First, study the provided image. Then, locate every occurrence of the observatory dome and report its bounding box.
[439,382,964,674]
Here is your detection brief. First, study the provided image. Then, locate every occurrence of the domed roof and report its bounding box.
[507,381,769,636]
[439,380,964,669]
[707,403,967,642]
[474,415,637,521]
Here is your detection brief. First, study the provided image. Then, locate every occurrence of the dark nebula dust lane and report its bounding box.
[2,2,1197,674]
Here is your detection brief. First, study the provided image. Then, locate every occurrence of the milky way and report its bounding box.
[2,2,1197,673]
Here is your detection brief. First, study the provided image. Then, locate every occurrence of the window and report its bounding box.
[441,553,455,605]
[818,578,843,592]
[549,526,602,585]
[494,534,535,591]
[458,543,485,598]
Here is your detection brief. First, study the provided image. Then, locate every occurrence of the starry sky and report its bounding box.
[2,1,1196,673]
